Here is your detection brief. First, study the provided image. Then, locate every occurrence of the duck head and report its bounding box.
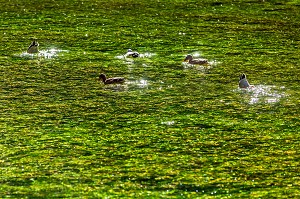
[99,73,106,82]
[184,54,193,62]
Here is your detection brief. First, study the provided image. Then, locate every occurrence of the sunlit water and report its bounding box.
[126,79,149,89]
[161,120,175,125]
[237,85,286,105]
[18,48,68,59]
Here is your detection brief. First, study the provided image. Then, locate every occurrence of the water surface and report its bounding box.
[1,0,300,198]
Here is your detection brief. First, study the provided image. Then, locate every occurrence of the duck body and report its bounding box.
[99,73,125,84]
[125,49,139,58]
[27,40,39,53]
[239,73,251,88]
[184,54,208,65]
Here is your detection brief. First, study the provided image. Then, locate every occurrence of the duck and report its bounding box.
[27,40,39,54]
[239,73,251,88]
[184,54,208,65]
[124,49,139,58]
[99,73,125,84]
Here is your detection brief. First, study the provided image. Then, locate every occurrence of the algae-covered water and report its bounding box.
[1,0,300,198]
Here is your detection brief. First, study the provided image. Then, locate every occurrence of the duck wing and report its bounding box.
[239,78,250,88]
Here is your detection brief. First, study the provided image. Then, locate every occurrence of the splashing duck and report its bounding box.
[184,54,209,65]
[27,40,39,53]
[124,49,139,58]
[239,73,252,88]
[99,73,125,84]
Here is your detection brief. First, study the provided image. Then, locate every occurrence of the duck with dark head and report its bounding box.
[239,73,251,88]
[184,54,208,65]
[27,39,39,54]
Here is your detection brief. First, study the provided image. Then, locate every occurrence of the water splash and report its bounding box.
[191,52,202,57]
[182,61,215,71]
[39,48,68,58]
[18,48,68,59]
[139,52,156,58]
[126,79,149,89]
[161,121,175,125]
[238,85,285,104]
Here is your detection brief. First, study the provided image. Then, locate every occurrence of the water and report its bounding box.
[1,0,300,198]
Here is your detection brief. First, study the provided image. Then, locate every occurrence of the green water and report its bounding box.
[1,0,300,198]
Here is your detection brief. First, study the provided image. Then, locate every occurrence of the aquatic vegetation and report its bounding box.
[1,0,300,198]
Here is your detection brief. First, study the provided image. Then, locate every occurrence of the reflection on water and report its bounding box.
[18,48,68,59]
[238,85,285,104]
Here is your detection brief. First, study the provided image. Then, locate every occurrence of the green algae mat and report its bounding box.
[1,0,300,198]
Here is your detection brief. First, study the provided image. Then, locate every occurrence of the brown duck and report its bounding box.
[184,54,208,65]
[99,73,125,84]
